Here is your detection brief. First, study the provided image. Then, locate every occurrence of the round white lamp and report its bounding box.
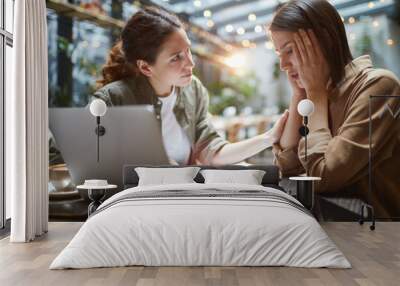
[297,99,314,176]
[90,99,107,117]
[89,99,107,162]
[297,99,314,117]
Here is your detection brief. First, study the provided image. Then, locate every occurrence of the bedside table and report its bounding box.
[77,181,117,217]
[289,176,321,211]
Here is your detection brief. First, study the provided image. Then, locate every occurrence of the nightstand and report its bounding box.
[77,180,117,217]
[289,176,321,211]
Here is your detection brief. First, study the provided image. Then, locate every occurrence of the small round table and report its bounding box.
[289,176,321,210]
[77,184,117,217]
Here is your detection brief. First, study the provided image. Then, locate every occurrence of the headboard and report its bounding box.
[123,164,282,190]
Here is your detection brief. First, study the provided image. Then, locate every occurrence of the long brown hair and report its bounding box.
[97,7,183,88]
[269,0,353,86]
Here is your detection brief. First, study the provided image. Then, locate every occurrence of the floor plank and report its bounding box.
[0,222,399,286]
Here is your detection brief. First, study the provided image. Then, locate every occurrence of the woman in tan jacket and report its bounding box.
[269,0,400,218]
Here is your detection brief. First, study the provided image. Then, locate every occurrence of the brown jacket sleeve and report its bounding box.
[272,143,305,176]
[298,74,400,192]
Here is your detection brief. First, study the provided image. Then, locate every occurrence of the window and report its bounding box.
[5,0,13,33]
[1,0,14,230]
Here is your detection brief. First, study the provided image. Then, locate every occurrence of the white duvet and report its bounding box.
[50,183,351,269]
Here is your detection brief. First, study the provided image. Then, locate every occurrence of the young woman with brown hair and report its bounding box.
[94,7,288,166]
[269,0,400,217]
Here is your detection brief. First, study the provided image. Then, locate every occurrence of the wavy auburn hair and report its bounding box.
[97,7,182,88]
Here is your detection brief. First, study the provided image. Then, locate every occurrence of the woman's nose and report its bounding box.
[279,55,292,71]
[186,51,195,68]
[280,57,289,71]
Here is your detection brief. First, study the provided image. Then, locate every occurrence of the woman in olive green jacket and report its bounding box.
[93,7,288,166]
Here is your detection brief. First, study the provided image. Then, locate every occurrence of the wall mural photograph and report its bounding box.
[1,1,400,284]
[46,0,400,222]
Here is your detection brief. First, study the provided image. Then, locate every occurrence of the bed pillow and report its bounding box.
[135,167,201,186]
[200,169,266,185]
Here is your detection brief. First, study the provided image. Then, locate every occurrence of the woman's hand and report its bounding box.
[287,70,306,98]
[293,29,330,132]
[293,29,330,98]
[212,110,289,165]
[269,109,289,144]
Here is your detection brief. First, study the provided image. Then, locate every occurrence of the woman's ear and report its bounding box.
[136,60,152,77]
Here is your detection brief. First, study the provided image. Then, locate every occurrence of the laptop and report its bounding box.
[49,105,170,192]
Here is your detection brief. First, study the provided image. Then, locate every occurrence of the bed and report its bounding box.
[50,165,350,269]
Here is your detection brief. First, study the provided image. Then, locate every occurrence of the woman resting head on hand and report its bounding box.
[268,0,400,218]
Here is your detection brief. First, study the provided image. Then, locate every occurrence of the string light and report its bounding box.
[237,27,245,35]
[348,17,356,24]
[387,38,394,46]
[248,13,257,21]
[225,24,234,33]
[372,20,379,27]
[206,20,214,28]
[368,2,375,8]
[193,0,201,8]
[242,40,250,48]
[254,25,263,33]
[203,10,212,18]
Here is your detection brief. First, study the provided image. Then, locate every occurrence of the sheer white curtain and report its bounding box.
[7,0,48,242]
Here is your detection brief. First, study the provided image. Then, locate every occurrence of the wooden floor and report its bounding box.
[0,222,399,286]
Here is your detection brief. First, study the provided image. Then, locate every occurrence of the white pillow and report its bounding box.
[200,169,266,185]
[135,167,201,186]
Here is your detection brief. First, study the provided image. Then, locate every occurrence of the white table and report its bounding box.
[77,184,117,217]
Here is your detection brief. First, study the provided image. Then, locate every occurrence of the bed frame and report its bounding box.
[123,164,284,191]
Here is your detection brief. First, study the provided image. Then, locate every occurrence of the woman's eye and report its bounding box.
[287,49,293,55]
[171,54,183,62]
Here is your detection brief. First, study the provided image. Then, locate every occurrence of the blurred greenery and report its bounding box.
[354,29,373,57]
[48,35,101,164]
[273,58,288,113]
[273,60,281,80]
[206,72,260,115]
[49,36,101,107]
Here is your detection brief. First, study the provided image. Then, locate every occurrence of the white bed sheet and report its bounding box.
[50,183,351,269]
